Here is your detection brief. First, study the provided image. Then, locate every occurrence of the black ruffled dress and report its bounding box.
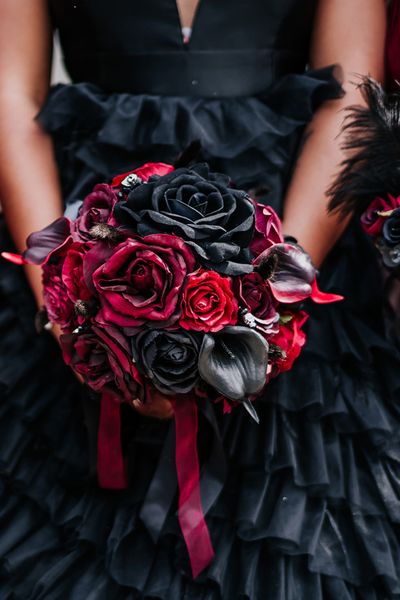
[1,1,400,598]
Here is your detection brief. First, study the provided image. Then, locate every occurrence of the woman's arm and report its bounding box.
[282,0,386,267]
[0,0,63,306]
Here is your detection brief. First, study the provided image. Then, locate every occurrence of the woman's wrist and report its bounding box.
[23,263,44,309]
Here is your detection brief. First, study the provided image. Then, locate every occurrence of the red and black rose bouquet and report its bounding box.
[3,161,342,577]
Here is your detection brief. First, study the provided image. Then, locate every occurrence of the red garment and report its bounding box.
[387,0,400,88]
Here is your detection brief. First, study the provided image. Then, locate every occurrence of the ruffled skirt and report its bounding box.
[1,67,400,599]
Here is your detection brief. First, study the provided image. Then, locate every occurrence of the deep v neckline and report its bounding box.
[172,0,205,48]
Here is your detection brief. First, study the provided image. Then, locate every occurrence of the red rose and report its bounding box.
[180,270,238,332]
[235,272,278,334]
[42,261,74,330]
[92,234,196,329]
[61,325,142,401]
[361,194,400,237]
[269,311,308,375]
[62,242,94,303]
[250,203,283,256]
[112,162,174,187]
[71,184,118,242]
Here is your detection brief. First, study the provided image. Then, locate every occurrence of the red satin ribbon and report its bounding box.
[1,252,25,265]
[97,391,214,575]
[97,391,128,489]
[171,396,215,579]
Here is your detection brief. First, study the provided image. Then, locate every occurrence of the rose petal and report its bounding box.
[361,194,400,237]
[250,203,284,256]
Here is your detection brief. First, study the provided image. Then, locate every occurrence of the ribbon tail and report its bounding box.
[97,391,128,489]
[172,397,215,579]
[1,252,26,265]
[310,278,344,304]
[141,399,226,548]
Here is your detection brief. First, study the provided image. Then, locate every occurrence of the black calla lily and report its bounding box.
[198,326,269,407]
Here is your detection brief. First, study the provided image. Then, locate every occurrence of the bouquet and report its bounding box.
[361,195,400,270]
[3,161,342,577]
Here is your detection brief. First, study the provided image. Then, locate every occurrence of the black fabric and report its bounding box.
[61,49,308,98]
[0,0,399,598]
[49,0,317,96]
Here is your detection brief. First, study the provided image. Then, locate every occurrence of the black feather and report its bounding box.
[329,78,400,215]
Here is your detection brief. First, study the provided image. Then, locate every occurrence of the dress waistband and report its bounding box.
[64,49,306,97]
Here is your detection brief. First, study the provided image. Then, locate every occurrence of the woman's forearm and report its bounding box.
[282,95,354,267]
[0,93,63,305]
[282,0,386,268]
[0,1,58,307]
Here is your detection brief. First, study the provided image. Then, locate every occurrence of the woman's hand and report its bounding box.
[49,322,85,385]
[282,0,386,268]
[132,396,174,420]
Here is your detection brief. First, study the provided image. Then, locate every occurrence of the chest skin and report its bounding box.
[49,0,317,54]
[176,0,201,29]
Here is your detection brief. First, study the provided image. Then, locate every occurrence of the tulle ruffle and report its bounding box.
[1,223,400,599]
[37,66,341,213]
[0,66,400,598]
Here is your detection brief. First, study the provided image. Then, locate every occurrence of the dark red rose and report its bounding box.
[42,261,74,330]
[235,272,278,334]
[269,311,308,375]
[361,194,400,237]
[250,203,283,257]
[62,242,94,303]
[112,163,174,187]
[61,325,142,401]
[92,234,196,329]
[180,270,238,332]
[71,184,118,242]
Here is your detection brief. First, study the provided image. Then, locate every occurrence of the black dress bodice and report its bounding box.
[50,0,317,96]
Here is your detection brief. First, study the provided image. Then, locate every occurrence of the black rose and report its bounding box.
[132,330,202,395]
[377,238,400,268]
[114,163,255,276]
[382,208,400,246]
